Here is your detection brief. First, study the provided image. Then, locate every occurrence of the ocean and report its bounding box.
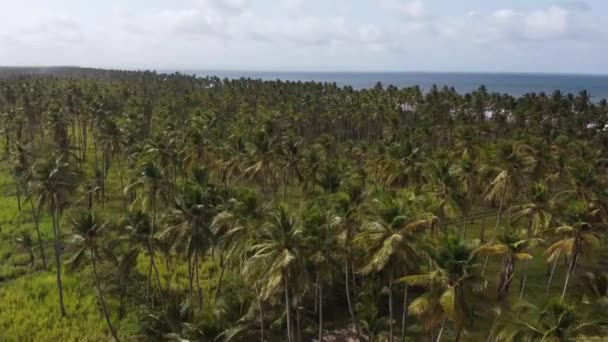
[186,71,608,101]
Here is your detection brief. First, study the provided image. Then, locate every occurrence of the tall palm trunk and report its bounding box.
[561,249,579,302]
[400,284,409,342]
[547,250,562,292]
[436,320,446,342]
[16,182,22,211]
[146,241,164,305]
[257,286,265,342]
[388,271,394,342]
[284,276,293,342]
[117,158,127,214]
[497,256,515,300]
[519,261,528,300]
[344,259,359,334]
[195,251,203,309]
[188,255,194,299]
[30,198,47,269]
[51,195,66,317]
[146,195,157,304]
[91,250,120,341]
[214,253,227,304]
[318,275,323,342]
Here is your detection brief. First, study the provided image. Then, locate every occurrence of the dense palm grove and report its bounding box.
[1,70,608,341]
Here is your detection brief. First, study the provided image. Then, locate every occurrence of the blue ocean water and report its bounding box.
[186,70,608,101]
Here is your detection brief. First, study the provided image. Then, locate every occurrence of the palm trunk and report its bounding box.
[318,276,323,342]
[400,284,409,342]
[389,271,394,342]
[195,252,203,309]
[497,257,515,300]
[146,241,164,305]
[214,254,226,304]
[547,250,562,292]
[52,195,66,317]
[30,198,47,269]
[436,320,445,342]
[344,259,359,334]
[479,217,486,243]
[188,255,194,299]
[16,181,22,211]
[519,261,528,300]
[284,276,293,342]
[91,251,120,341]
[296,301,301,342]
[117,159,127,214]
[257,287,265,342]
[146,196,157,304]
[561,251,578,302]
[494,186,507,230]
[29,249,35,267]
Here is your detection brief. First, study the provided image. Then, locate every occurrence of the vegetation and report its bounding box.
[0,70,608,341]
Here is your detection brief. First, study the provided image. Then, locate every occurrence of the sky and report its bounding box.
[0,0,606,73]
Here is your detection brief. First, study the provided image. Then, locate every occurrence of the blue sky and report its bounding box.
[0,0,606,73]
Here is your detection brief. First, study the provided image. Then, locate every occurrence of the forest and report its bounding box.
[0,69,608,341]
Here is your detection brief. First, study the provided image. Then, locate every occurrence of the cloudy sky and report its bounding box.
[0,0,605,73]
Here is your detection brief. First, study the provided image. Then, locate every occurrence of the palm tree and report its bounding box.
[243,205,307,342]
[355,194,435,341]
[476,228,538,300]
[494,300,602,341]
[400,233,486,341]
[483,142,534,230]
[544,200,601,302]
[127,161,174,300]
[65,210,120,341]
[509,181,553,238]
[120,210,165,305]
[302,205,340,342]
[161,178,218,308]
[29,155,80,316]
[12,143,48,268]
[329,185,367,334]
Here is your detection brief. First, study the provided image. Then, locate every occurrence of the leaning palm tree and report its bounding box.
[355,194,435,342]
[243,205,307,342]
[65,210,120,341]
[28,155,80,316]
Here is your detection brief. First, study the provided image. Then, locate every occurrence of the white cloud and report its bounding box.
[199,0,250,14]
[284,0,305,12]
[399,0,426,19]
[436,5,575,44]
[378,0,427,20]
[5,13,84,47]
[524,6,569,40]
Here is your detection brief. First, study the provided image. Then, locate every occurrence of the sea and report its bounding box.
[184,71,608,101]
